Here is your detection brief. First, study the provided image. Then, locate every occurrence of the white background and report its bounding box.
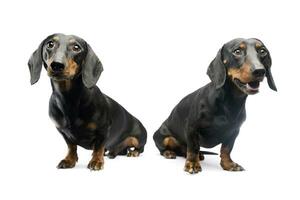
[0,0,299,199]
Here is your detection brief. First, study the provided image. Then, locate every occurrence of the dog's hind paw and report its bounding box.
[163,150,177,159]
[199,153,205,161]
[127,148,140,157]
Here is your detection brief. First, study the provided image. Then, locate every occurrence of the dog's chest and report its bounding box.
[198,109,246,147]
[49,99,97,148]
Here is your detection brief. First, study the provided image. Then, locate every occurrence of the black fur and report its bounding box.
[29,34,147,170]
[153,38,277,173]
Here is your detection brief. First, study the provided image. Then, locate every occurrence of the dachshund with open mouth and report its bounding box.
[153,38,277,173]
[28,33,147,170]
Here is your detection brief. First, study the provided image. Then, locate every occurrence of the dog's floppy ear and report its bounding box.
[207,47,226,89]
[82,44,103,88]
[253,38,277,91]
[28,41,44,85]
[263,50,277,91]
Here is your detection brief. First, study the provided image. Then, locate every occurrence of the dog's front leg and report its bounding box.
[87,132,107,171]
[184,127,201,174]
[88,143,105,171]
[220,131,244,171]
[57,143,78,169]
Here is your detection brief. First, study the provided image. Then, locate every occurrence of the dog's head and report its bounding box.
[207,38,277,95]
[28,33,103,88]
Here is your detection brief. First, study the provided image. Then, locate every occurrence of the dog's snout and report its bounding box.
[252,68,266,77]
[51,62,65,72]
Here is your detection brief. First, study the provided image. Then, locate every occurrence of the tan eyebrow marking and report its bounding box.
[255,43,262,48]
[53,36,59,41]
[239,43,246,49]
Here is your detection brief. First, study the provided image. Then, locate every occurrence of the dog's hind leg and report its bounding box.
[107,123,147,158]
[107,136,143,158]
[153,125,185,159]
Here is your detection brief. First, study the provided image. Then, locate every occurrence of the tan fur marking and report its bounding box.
[220,145,244,171]
[163,136,179,149]
[65,59,79,77]
[88,146,105,170]
[163,150,176,159]
[92,146,105,162]
[46,59,79,79]
[227,63,252,83]
[220,146,232,163]
[255,43,262,48]
[127,150,140,157]
[186,151,200,162]
[57,144,78,168]
[184,151,201,173]
[65,144,78,161]
[107,137,140,158]
[125,137,140,157]
[87,122,97,130]
[124,137,139,148]
[239,43,246,49]
[53,36,59,41]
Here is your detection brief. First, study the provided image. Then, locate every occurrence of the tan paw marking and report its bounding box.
[57,159,77,169]
[163,150,176,159]
[221,161,244,171]
[127,149,140,157]
[87,160,104,171]
[184,160,202,174]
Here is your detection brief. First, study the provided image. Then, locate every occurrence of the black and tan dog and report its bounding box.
[153,38,277,173]
[28,33,147,170]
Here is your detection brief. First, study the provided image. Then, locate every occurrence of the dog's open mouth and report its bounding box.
[233,78,261,95]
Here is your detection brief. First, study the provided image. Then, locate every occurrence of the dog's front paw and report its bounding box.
[184,160,202,174]
[87,160,104,171]
[221,161,244,171]
[57,159,76,169]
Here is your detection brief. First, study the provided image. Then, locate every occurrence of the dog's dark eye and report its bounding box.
[233,49,242,56]
[72,44,81,52]
[259,48,267,56]
[46,41,55,49]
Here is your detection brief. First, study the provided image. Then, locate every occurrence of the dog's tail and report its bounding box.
[199,150,218,155]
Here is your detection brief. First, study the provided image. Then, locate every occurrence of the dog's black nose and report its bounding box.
[51,62,65,72]
[252,69,266,77]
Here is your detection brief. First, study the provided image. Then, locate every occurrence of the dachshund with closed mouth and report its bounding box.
[153,38,277,173]
[28,33,147,170]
